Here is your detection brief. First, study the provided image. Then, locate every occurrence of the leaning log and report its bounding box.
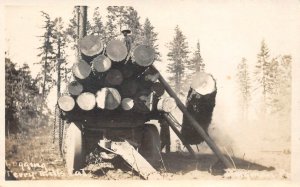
[121,98,134,111]
[68,81,83,96]
[91,54,111,73]
[96,88,121,110]
[78,35,103,57]
[76,92,96,111]
[106,39,128,62]
[105,69,124,86]
[58,95,75,112]
[132,45,155,67]
[157,97,177,113]
[72,59,91,80]
[181,72,217,145]
[151,65,234,169]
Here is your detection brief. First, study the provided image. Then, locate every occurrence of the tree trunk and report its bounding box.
[106,39,128,62]
[91,54,111,73]
[68,81,83,96]
[181,72,217,144]
[105,69,123,86]
[58,95,75,112]
[72,59,91,80]
[132,45,155,67]
[96,87,121,110]
[76,92,96,111]
[121,98,134,111]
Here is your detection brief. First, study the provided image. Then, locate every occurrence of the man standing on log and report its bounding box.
[120,25,132,53]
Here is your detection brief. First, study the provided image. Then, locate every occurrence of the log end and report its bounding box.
[191,72,216,95]
[76,92,96,111]
[58,95,75,112]
[79,35,104,57]
[121,98,134,111]
[106,39,128,62]
[68,81,83,96]
[72,60,91,80]
[133,45,155,67]
[92,55,112,73]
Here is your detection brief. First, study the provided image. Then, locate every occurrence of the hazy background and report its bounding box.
[2,0,300,177]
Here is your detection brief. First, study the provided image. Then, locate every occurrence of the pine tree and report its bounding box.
[189,41,205,72]
[37,11,56,99]
[167,25,190,93]
[91,7,105,37]
[237,58,251,119]
[141,18,161,61]
[254,40,272,113]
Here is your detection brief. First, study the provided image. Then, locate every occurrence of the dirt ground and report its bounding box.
[5,120,290,180]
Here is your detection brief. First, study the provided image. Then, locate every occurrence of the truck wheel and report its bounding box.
[139,124,161,168]
[65,123,85,174]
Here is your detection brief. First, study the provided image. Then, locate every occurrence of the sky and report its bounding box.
[2,0,300,119]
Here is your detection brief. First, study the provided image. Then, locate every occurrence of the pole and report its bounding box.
[162,113,196,159]
[151,65,234,168]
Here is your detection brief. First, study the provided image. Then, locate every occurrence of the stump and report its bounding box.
[181,72,217,144]
[78,35,103,57]
[58,95,75,112]
[76,92,96,111]
[106,39,128,62]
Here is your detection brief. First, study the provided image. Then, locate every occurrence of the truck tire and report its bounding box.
[65,122,85,174]
[139,124,161,168]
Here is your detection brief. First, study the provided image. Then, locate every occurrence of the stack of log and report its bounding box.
[58,35,174,115]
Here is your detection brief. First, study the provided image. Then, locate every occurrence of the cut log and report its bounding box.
[91,54,111,73]
[181,72,217,144]
[120,63,135,78]
[105,69,123,86]
[68,81,83,96]
[134,91,153,113]
[72,59,91,80]
[151,82,165,97]
[58,95,75,112]
[106,39,128,62]
[78,35,103,57]
[96,88,121,110]
[76,92,96,111]
[132,45,155,67]
[121,98,134,111]
[120,79,138,97]
[157,97,177,113]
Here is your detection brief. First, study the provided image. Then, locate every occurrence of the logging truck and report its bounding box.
[57,32,233,179]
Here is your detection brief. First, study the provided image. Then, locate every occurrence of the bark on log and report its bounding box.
[96,87,121,110]
[181,72,217,144]
[72,59,91,80]
[91,54,111,73]
[151,82,165,97]
[78,35,103,57]
[120,79,138,97]
[105,69,124,86]
[121,98,134,111]
[106,39,128,62]
[76,92,96,111]
[157,97,177,113]
[68,81,83,96]
[132,45,155,67]
[58,95,75,112]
